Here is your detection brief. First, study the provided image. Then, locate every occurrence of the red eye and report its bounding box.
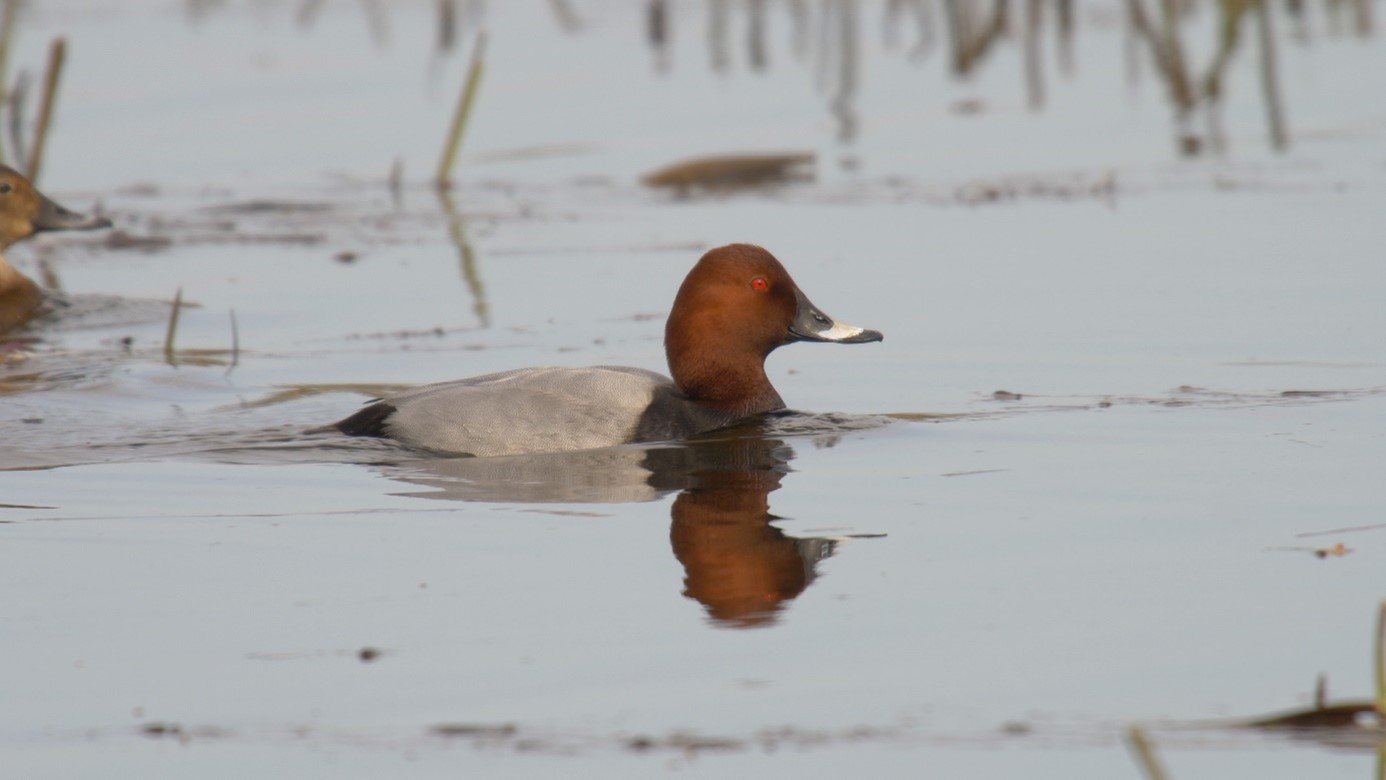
[751,277,768,292]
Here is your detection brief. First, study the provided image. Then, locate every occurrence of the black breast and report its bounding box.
[631,386,743,443]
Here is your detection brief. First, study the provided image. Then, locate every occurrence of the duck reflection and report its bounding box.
[658,439,836,628]
[380,424,871,628]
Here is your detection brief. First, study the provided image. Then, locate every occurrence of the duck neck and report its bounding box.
[668,346,785,417]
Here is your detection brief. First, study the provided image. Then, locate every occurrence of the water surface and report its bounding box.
[2,2,1385,777]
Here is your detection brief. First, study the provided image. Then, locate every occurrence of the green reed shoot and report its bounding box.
[435,31,487,188]
[163,287,183,364]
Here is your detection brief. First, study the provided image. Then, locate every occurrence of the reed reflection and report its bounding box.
[636,0,1366,156]
[380,426,873,629]
[1126,0,1291,155]
[179,0,1374,158]
[435,187,490,328]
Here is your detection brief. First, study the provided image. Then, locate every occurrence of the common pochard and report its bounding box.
[0,165,112,334]
[323,243,882,456]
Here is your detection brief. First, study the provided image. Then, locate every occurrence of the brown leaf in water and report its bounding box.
[1246,702,1380,730]
[642,153,814,190]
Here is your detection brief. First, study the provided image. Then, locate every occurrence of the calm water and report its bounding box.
[3,2,1385,777]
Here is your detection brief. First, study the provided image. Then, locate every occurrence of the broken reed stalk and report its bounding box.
[388,156,403,205]
[27,36,65,184]
[1376,600,1385,713]
[7,71,26,167]
[163,287,183,364]
[227,308,240,371]
[435,31,487,189]
[0,0,19,164]
[1123,725,1170,780]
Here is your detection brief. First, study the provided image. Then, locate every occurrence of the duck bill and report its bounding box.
[787,287,883,344]
[32,191,112,233]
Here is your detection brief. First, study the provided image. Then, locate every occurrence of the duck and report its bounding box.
[322,243,882,456]
[0,165,112,334]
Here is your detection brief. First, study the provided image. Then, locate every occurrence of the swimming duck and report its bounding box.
[0,165,112,334]
[323,243,883,456]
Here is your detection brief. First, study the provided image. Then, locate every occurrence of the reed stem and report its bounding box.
[0,0,20,164]
[163,287,183,365]
[28,36,66,184]
[227,308,240,372]
[1124,725,1170,780]
[1375,600,1385,713]
[435,31,487,188]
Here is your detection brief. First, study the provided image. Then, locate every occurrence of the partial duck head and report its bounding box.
[0,164,111,251]
[663,243,882,416]
[0,165,112,333]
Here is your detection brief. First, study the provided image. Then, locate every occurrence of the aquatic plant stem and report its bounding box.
[0,0,20,164]
[227,308,240,373]
[27,36,65,184]
[163,287,183,365]
[1376,599,1385,713]
[435,31,487,189]
[1123,725,1170,780]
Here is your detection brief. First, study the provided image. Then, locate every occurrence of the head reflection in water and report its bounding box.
[666,454,829,629]
[379,424,874,629]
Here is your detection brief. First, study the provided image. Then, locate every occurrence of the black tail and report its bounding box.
[333,402,398,438]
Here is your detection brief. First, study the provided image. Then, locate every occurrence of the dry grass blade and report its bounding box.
[224,383,414,412]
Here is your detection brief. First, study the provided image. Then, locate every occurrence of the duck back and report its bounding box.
[336,366,737,457]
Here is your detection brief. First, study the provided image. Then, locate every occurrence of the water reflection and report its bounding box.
[380,422,879,628]
[1126,0,1289,155]
[665,0,1336,155]
[435,187,490,328]
[662,438,839,628]
[172,0,1376,158]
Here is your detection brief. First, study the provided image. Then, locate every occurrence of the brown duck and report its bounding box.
[0,165,111,335]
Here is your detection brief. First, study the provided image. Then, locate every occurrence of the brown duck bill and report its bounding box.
[787,287,884,344]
